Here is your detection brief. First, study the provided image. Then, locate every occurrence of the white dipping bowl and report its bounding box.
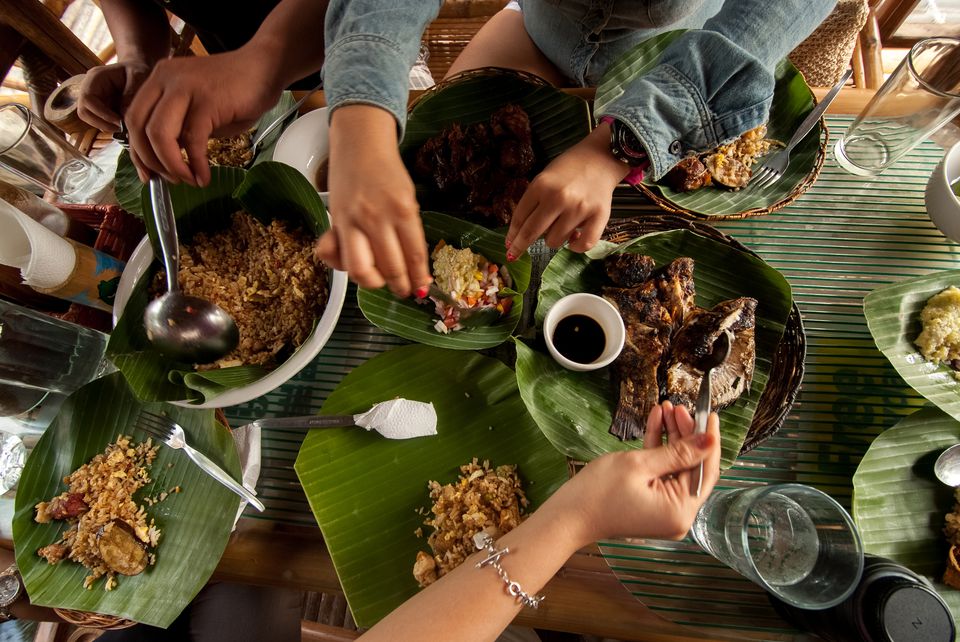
[273,107,329,203]
[926,140,960,242]
[113,235,348,409]
[543,293,625,372]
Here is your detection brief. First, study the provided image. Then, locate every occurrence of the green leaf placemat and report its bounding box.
[517,229,793,468]
[114,92,297,217]
[399,67,591,222]
[357,211,531,349]
[13,373,241,628]
[595,31,821,218]
[295,344,569,627]
[108,161,330,403]
[852,406,960,619]
[864,269,960,423]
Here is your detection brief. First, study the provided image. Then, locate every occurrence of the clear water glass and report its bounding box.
[690,483,864,610]
[0,431,26,493]
[834,37,960,176]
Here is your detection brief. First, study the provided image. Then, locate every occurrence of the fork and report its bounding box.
[750,68,853,190]
[135,410,266,512]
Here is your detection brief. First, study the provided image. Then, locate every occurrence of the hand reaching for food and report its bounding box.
[315,105,432,297]
[124,49,284,186]
[77,61,153,133]
[505,123,629,258]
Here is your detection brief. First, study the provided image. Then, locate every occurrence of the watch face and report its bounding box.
[0,575,19,603]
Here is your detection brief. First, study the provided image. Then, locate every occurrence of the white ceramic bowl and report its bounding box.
[273,107,329,202]
[113,236,348,408]
[543,293,625,372]
[926,140,960,242]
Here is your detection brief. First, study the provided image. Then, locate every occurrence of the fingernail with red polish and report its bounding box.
[694,433,711,448]
[506,252,516,262]
[415,286,428,298]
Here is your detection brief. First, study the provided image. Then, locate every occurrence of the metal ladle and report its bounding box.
[114,125,239,363]
[935,443,960,486]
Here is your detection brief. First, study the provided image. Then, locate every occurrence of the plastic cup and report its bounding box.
[690,483,864,610]
[0,103,103,200]
[834,37,960,176]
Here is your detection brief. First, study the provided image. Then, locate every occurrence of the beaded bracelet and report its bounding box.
[473,532,545,610]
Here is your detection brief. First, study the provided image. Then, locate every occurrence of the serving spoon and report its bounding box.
[935,443,960,486]
[114,124,239,363]
[690,330,732,497]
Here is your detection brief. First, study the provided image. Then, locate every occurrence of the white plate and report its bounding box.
[926,140,960,243]
[273,107,329,201]
[113,235,348,408]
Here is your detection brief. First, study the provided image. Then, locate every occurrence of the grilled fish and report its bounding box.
[665,297,757,412]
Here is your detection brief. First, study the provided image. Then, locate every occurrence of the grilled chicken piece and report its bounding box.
[665,297,757,412]
[651,257,696,332]
[603,281,674,440]
[605,253,656,288]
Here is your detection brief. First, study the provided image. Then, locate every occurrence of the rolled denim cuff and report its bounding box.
[600,64,771,181]
[322,34,414,137]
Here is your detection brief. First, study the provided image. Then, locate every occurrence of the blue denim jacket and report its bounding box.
[323,0,836,179]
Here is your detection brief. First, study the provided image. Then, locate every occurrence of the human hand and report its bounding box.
[505,123,628,259]
[77,61,153,132]
[313,105,432,297]
[124,49,284,186]
[544,401,721,546]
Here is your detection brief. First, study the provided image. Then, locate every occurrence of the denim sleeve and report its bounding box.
[323,0,443,135]
[598,0,836,180]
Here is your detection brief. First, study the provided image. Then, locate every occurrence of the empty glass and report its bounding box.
[834,37,960,176]
[690,483,864,610]
[0,300,112,396]
[0,103,103,201]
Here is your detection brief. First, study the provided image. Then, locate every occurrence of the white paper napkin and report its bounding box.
[0,199,75,290]
[231,420,262,525]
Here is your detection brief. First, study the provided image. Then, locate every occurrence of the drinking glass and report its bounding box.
[0,103,103,201]
[834,37,960,176]
[690,483,864,610]
[0,300,112,396]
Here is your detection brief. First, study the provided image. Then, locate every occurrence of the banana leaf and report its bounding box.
[13,372,241,627]
[114,92,298,217]
[398,68,592,223]
[515,230,793,469]
[107,161,331,403]
[357,211,531,350]
[295,344,570,627]
[594,31,820,217]
[851,406,960,619]
[864,270,960,423]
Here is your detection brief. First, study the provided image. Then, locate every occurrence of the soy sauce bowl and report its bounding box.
[543,293,625,372]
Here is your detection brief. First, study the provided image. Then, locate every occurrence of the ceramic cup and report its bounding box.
[926,140,960,242]
[543,293,625,372]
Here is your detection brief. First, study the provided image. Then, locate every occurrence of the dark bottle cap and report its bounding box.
[871,583,955,642]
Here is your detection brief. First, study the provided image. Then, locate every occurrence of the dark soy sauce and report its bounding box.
[553,314,605,364]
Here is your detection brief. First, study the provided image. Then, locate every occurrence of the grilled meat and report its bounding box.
[664,156,712,192]
[602,280,673,440]
[605,253,656,288]
[651,257,696,332]
[665,297,757,412]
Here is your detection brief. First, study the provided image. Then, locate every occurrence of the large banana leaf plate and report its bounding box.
[852,406,960,620]
[864,269,960,423]
[13,373,241,628]
[295,344,569,627]
[357,211,531,350]
[595,31,824,219]
[515,227,794,469]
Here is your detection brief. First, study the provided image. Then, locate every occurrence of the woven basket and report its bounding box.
[602,214,806,454]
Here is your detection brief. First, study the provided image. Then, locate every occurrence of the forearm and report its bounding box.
[243,0,330,90]
[359,501,587,642]
[99,0,171,65]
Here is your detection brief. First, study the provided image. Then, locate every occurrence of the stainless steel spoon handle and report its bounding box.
[251,415,356,430]
[691,370,711,497]
[182,442,266,512]
[249,81,324,153]
[149,176,180,293]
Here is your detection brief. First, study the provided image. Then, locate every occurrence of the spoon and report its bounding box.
[935,443,960,486]
[113,125,239,363]
[245,81,324,166]
[690,330,732,497]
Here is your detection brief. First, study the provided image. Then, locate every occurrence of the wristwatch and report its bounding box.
[606,117,648,167]
[0,564,23,622]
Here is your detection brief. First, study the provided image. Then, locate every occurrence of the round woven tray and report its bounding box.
[632,73,829,221]
[602,214,806,454]
[408,65,552,111]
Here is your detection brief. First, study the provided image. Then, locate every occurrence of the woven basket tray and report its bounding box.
[602,214,806,454]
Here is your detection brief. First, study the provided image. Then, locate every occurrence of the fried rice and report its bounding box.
[35,435,161,590]
[156,210,329,369]
[413,459,528,587]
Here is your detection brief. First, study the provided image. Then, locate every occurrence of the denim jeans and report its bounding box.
[323,0,837,177]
